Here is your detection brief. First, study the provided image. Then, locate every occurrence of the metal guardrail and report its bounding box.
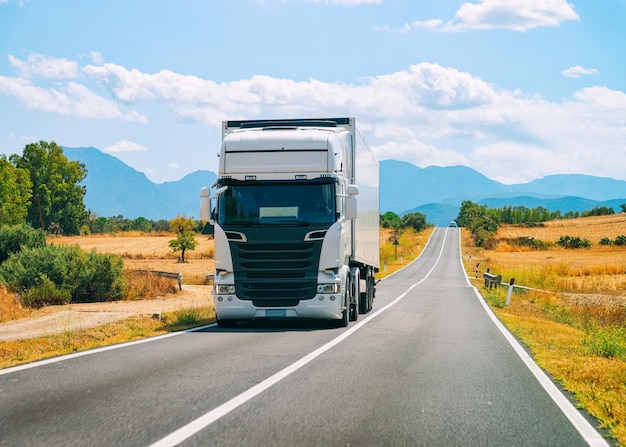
[483,272,502,289]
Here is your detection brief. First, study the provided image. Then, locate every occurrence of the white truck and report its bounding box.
[200,118,379,327]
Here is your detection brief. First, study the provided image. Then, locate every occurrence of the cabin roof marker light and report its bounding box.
[245,175,256,181]
[295,174,307,180]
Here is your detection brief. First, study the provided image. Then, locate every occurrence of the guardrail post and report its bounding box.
[177,273,183,291]
[505,278,515,306]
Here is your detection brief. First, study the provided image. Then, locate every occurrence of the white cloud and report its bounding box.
[0,54,148,123]
[446,0,579,31]
[9,53,80,79]
[3,52,626,183]
[561,65,600,78]
[379,0,579,33]
[90,51,105,65]
[307,0,382,4]
[104,140,148,153]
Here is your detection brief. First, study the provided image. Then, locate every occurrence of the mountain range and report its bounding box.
[64,147,626,226]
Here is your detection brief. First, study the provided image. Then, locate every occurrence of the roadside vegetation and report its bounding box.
[462,214,626,446]
[0,289,215,370]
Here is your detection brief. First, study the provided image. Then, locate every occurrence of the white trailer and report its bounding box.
[201,118,379,327]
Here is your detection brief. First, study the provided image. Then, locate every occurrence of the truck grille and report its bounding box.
[231,240,321,304]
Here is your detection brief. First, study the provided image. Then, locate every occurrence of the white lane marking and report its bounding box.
[0,324,216,376]
[150,229,449,447]
[457,231,609,447]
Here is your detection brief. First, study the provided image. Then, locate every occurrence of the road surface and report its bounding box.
[0,227,609,446]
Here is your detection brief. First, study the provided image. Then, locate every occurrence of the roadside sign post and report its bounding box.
[506,278,515,306]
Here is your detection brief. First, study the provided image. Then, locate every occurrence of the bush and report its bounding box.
[557,235,591,249]
[0,244,126,307]
[20,275,71,308]
[0,223,46,263]
[504,236,550,250]
[599,237,612,246]
[614,235,626,246]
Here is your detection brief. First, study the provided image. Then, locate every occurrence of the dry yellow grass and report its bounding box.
[497,214,626,243]
[377,227,434,279]
[466,215,626,293]
[53,233,216,284]
[0,285,32,322]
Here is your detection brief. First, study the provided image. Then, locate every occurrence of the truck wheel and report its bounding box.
[359,292,367,314]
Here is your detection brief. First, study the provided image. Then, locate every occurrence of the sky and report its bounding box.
[1,0,625,185]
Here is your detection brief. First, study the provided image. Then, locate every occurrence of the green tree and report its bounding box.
[456,200,500,246]
[168,216,198,263]
[400,212,429,232]
[380,211,401,230]
[0,155,32,225]
[91,216,113,234]
[130,217,152,232]
[10,141,88,235]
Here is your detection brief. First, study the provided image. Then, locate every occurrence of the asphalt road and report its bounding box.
[0,227,609,446]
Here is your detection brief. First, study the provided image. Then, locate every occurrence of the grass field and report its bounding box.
[53,232,216,285]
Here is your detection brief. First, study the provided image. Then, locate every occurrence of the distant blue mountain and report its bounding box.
[63,147,626,225]
[64,147,216,220]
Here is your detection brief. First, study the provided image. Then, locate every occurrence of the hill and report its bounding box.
[63,147,626,225]
[64,147,216,220]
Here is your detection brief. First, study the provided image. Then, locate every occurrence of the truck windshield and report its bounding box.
[218,182,336,225]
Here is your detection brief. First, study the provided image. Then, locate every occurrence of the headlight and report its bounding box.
[215,284,236,294]
[317,283,341,294]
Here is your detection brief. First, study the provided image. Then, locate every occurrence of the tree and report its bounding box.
[400,212,429,232]
[380,211,401,230]
[168,216,198,263]
[10,141,88,235]
[0,155,32,225]
[130,217,152,232]
[456,200,500,247]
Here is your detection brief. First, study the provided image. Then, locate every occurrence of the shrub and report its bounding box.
[614,235,626,246]
[0,244,126,307]
[599,237,613,246]
[557,235,591,249]
[20,275,71,308]
[0,223,46,263]
[504,236,550,250]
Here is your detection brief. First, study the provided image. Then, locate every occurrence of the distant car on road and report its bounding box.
[449,221,457,227]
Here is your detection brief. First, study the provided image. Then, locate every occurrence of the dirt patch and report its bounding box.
[0,285,213,341]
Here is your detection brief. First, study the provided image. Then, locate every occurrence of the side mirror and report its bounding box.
[346,184,359,196]
[200,187,212,223]
[345,196,357,220]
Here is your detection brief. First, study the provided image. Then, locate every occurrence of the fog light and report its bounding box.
[329,295,336,301]
[318,296,325,301]
[227,296,233,302]
[217,296,223,302]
